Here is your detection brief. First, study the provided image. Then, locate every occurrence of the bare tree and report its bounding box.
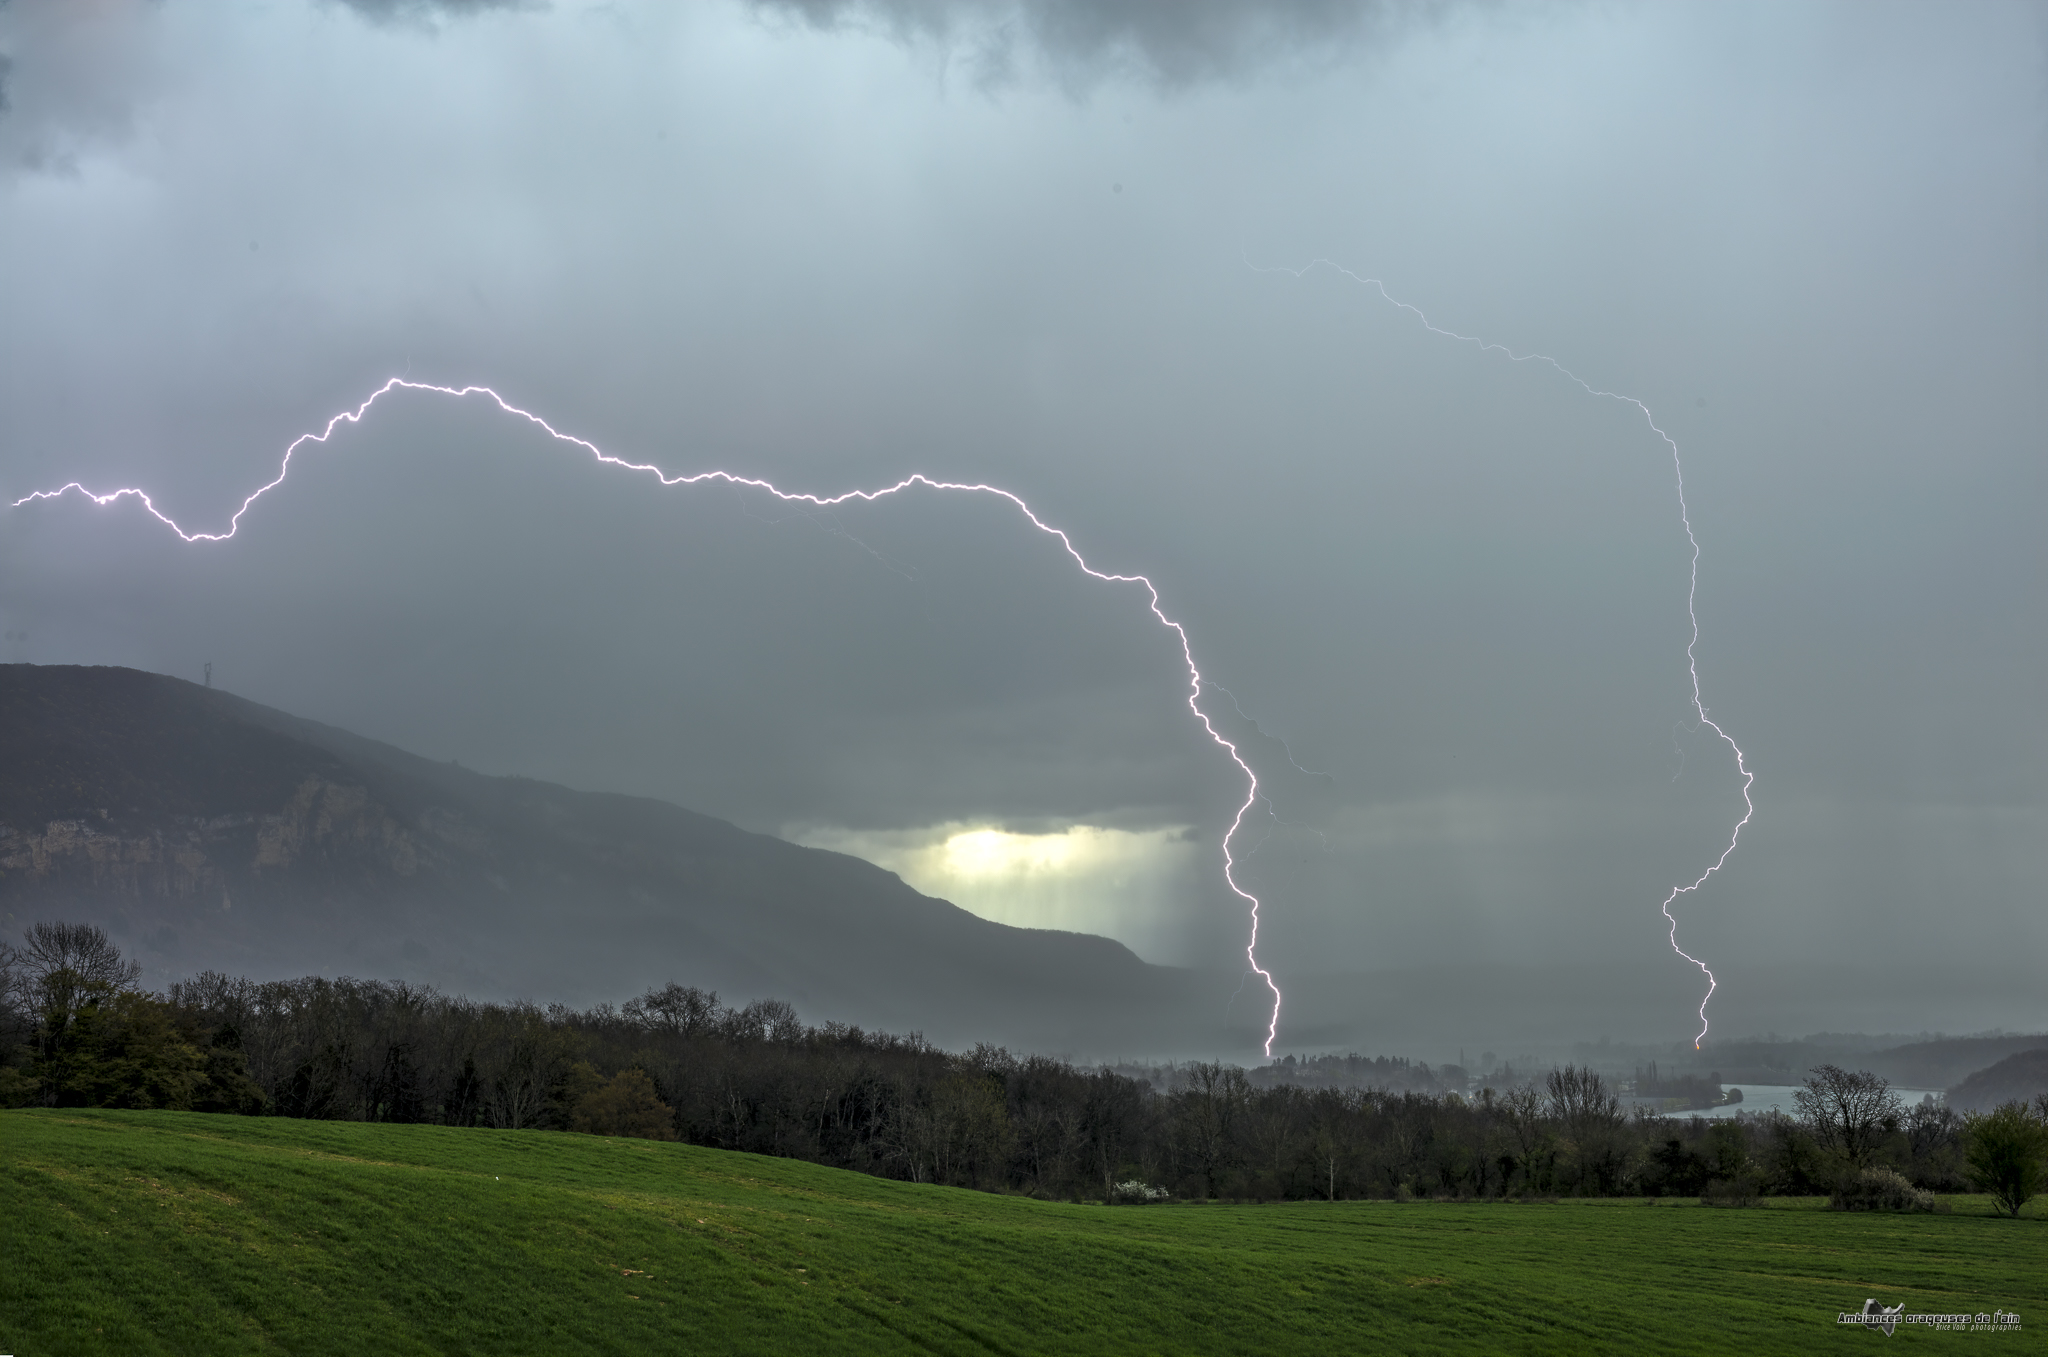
[726,998,804,1044]
[1501,1084,1545,1161]
[1174,1061,1250,1198]
[17,922,142,992]
[1307,1112,1343,1201]
[1235,1083,1300,1191]
[622,982,720,1037]
[1544,1066,1621,1140]
[1794,1064,1901,1168]
[1546,1066,1626,1193]
[0,923,145,1105]
[1084,1067,1147,1195]
[13,922,142,1044]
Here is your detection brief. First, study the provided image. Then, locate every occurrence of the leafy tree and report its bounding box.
[192,1025,269,1115]
[1703,1120,1752,1182]
[45,988,207,1109]
[7,922,145,1102]
[572,1068,678,1141]
[0,940,28,1103]
[1651,1137,1710,1196]
[1,925,232,1110]
[1756,1112,1827,1195]
[1963,1101,2048,1218]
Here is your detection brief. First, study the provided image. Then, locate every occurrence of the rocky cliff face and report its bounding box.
[0,665,1205,1053]
[0,775,430,900]
[3,813,224,898]
[253,777,424,876]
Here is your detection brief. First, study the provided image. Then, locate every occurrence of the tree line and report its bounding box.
[4,923,2042,1215]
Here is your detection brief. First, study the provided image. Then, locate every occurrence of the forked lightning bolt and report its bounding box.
[14,269,1751,1051]
[1258,259,1755,1048]
[11,377,1290,1055]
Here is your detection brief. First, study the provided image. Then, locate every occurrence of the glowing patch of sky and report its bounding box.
[788,822,1199,963]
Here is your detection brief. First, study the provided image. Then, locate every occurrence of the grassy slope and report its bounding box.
[3,1110,2041,1356]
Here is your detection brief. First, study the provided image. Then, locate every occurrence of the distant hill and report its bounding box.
[1947,1050,2048,1115]
[0,664,1207,1052]
[1662,1032,2048,1090]
[1869,1035,2048,1091]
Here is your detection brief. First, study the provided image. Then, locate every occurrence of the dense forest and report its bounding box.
[6,923,2043,1213]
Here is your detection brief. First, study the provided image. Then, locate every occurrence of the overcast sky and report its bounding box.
[2,0,2042,1049]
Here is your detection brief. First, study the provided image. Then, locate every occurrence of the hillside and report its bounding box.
[0,664,1203,1052]
[1949,1050,2048,1115]
[1663,1032,2048,1090]
[1869,1035,2048,1091]
[5,1109,2041,1355]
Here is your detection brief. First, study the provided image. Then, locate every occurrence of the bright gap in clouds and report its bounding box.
[786,822,1199,963]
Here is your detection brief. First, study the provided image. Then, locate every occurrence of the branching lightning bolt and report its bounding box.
[1257,259,1755,1048]
[10,377,1290,1055]
[14,266,1751,1052]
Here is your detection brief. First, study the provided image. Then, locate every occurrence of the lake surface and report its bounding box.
[1684,1085,1945,1119]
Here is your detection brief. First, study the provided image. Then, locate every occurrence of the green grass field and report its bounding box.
[3,1109,2041,1355]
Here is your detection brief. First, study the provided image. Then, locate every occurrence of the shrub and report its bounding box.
[1700,1171,1763,1207]
[1109,1180,1171,1204]
[1963,1101,2048,1218]
[0,1066,37,1109]
[1830,1166,1937,1213]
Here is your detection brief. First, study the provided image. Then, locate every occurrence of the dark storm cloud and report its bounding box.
[330,0,535,25]
[0,0,529,176]
[753,0,1433,88]
[0,0,159,172]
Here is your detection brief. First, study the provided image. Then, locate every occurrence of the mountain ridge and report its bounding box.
[0,664,1207,1052]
